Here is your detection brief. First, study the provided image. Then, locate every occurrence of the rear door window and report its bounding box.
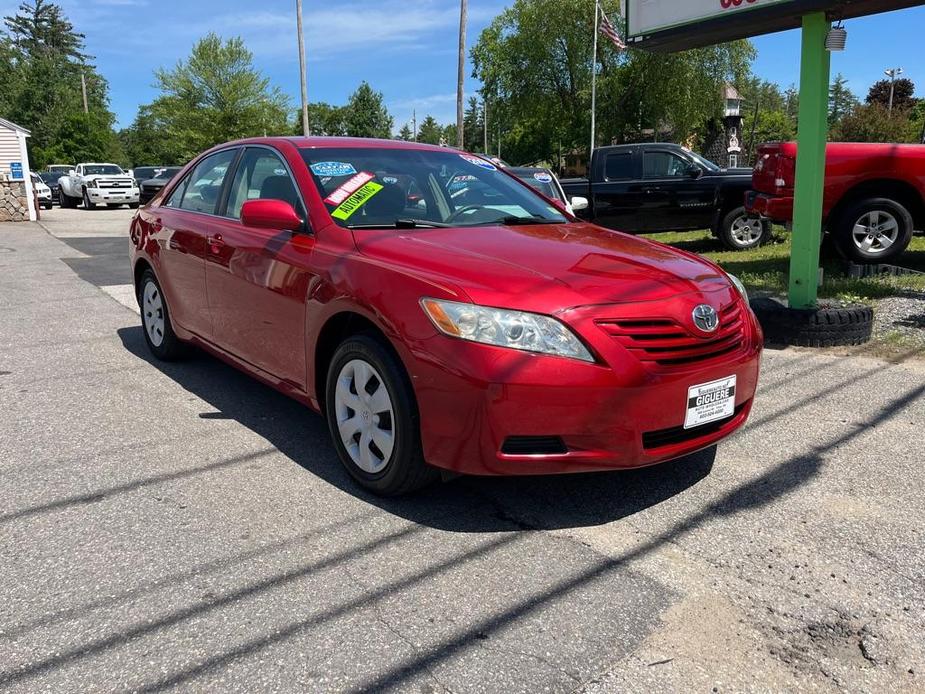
[604,152,633,181]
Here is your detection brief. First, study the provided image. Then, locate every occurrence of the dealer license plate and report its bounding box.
[684,376,736,429]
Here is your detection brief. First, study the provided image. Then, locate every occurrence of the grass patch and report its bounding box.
[642,228,925,302]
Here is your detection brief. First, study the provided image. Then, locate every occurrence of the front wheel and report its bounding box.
[138,269,185,360]
[718,206,772,250]
[59,191,76,208]
[834,197,913,264]
[325,335,436,496]
[82,189,96,209]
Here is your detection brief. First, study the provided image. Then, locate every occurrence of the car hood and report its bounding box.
[354,222,731,313]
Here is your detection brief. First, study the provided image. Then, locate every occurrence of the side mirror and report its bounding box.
[570,196,589,212]
[68,169,76,176]
[241,199,304,231]
[686,164,703,179]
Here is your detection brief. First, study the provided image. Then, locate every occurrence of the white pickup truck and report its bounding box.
[58,163,139,209]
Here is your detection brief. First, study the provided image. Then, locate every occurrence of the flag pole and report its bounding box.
[590,0,599,165]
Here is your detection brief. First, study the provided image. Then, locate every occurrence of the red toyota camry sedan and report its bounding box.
[130,137,762,495]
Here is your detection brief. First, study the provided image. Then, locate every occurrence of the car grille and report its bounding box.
[596,301,746,368]
[97,179,134,188]
[642,402,748,450]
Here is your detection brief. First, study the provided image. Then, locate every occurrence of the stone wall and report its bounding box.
[0,180,29,222]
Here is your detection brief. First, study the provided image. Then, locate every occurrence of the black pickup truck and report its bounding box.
[560,143,770,250]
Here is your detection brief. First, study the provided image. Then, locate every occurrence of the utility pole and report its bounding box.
[590,0,600,164]
[412,110,417,142]
[483,98,488,153]
[456,0,468,149]
[884,66,903,116]
[296,0,310,136]
[80,72,88,113]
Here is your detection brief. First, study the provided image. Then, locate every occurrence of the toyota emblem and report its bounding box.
[692,304,719,333]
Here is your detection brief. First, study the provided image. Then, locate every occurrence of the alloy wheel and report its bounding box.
[730,214,764,247]
[852,210,899,256]
[334,359,395,474]
[142,281,166,347]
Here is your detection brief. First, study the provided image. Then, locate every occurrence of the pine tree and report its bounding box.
[344,82,393,138]
[828,73,859,129]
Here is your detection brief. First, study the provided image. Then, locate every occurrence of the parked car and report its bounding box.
[30,172,53,209]
[45,164,73,177]
[58,163,139,209]
[139,167,182,205]
[561,143,771,250]
[131,166,164,189]
[747,142,925,263]
[507,166,588,215]
[38,172,61,204]
[130,137,762,495]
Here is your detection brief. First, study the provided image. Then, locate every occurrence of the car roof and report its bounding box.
[216,136,463,153]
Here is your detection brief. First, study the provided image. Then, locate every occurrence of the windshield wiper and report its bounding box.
[346,218,452,229]
[485,216,564,226]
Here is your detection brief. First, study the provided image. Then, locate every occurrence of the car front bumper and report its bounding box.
[87,187,139,203]
[409,291,763,476]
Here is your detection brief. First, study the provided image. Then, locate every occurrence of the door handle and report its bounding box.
[207,234,225,253]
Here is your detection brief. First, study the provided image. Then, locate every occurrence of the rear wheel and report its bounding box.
[82,189,96,209]
[834,197,913,264]
[718,206,772,250]
[138,269,185,360]
[325,335,436,496]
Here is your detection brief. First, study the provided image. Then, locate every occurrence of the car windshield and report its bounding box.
[84,165,124,175]
[687,151,721,172]
[300,147,567,229]
[134,167,158,179]
[509,170,562,202]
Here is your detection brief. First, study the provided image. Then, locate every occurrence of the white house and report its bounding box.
[0,117,36,222]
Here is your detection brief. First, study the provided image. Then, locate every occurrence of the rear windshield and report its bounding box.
[39,173,59,184]
[134,167,158,179]
[299,147,566,229]
[84,165,124,176]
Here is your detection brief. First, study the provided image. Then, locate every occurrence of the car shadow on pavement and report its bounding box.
[117,326,716,532]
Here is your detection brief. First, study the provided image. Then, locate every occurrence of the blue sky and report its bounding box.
[1,0,923,130]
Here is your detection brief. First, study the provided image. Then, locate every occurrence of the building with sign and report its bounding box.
[0,117,36,222]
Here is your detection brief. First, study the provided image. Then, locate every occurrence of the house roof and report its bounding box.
[723,85,743,101]
[0,117,31,136]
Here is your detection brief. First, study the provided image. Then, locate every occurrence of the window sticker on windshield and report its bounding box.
[382,175,398,185]
[331,181,383,220]
[273,168,287,176]
[324,171,375,205]
[533,172,553,183]
[459,154,496,171]
[311,161,357,177]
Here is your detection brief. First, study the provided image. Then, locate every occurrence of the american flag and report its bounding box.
[599,9,626,50]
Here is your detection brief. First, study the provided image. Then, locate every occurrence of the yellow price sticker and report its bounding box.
[331,181,383,220]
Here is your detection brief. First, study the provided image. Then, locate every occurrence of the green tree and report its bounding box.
[303,102,347,136]
[141,33,290,162]
[828,73,859,129]
[832,103,912,143]
[119,105,184,166]
[344,82,393,138]
[1,1,119,168]
[866,77,917,111]
[397,123,413,141]
[747,110,795,146]
[463,96,482,151]
[417,115,443,145]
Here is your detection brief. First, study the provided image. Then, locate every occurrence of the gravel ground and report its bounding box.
[873,294,925,345]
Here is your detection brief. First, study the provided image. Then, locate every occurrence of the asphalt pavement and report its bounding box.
[1,207,923,692]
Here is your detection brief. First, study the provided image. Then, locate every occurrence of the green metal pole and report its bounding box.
[788,12,831,309]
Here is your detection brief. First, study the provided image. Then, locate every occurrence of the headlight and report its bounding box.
[727,273,748,302]
[421,298,594,363]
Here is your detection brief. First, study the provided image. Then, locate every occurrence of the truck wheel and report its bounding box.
[719,207,772,250]
[834,197,913,264]
[60,192,76,208]
[82,189,96,210]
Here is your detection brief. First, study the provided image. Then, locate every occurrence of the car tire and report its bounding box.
[42,203,52,210]
[60,192,76,208]
[325,334,436,496]
[129,202,140,209]
[138,269,186,361]
[719,206,772,251]
[750,297,873,347]
[834,197,913,264]
[82,189,96,210]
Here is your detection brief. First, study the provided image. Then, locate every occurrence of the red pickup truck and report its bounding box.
[747,142,925,263]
